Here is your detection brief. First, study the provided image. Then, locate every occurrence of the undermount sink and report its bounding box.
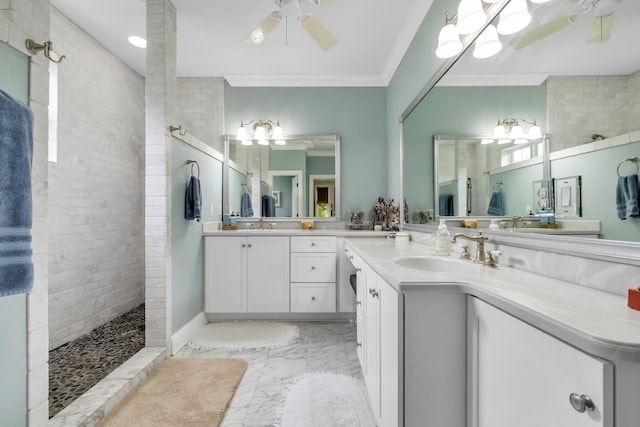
[393,256,479,273]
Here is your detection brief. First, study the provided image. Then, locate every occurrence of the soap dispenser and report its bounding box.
[434,219,451,256]
[489,219,499,230]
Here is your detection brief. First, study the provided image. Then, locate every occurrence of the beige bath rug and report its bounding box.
[275,372,378,427]
[99,357,246,427]
[189,321,300,350]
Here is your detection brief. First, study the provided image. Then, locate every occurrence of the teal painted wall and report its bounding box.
[225,85,387,218]
[490,164,545,217]
[551,140,640,241]
[0,40,29,427]
[273,175,293,217]
[171,138,223,333]
[386,0,462,201]
[307,156,335,175]
[403,85,547,216]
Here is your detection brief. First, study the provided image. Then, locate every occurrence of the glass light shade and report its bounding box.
[456,0,487,35]
[274,139,286,145]
[272,124,284,139]
[528,124,542,140]
[473,25,502,59]
[254,125,266,140]
[529,0,552,2]
[257,139,269,146]
[236,124,247,140]
[241,139,253,146]
[481,0,499,2]
[497,0,531,35]
[493,124,506,138]
[498,138,512,144]
[510,124,525,139]
[514,138,529,145]
[436,24,463,58]
[481,138,495,145]
[127,36,147,48]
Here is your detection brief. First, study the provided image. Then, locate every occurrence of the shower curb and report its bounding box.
[49,347,167,427]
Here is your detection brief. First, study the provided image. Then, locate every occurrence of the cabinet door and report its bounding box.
[470,298,613,427]
[205,237,247,313]
[247,236,290,312]
[363,262,380,419]
[379,276,400,427]
[353,252,367,371]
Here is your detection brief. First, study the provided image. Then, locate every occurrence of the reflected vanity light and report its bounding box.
[497,0,532,35]
[473,24,502,58]
[490,118,543,143]
[436,21,463,58]
[456,0,487,35]
[236,119,285,145]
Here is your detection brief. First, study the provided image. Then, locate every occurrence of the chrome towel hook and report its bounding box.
[169,125,187,136]
[186,160,200,178]
[25,39,65,63]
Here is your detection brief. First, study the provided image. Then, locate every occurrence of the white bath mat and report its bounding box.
[188,321,299,350]
[275,372,378,427]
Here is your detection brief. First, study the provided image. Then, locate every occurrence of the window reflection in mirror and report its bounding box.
[224,135,340,219]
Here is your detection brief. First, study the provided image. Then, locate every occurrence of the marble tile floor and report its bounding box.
[174,321,364,427]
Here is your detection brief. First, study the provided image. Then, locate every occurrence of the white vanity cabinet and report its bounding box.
[468,297,613,427]
[290,236,336,312]
[346,244,401,427]
[204,236,290,313]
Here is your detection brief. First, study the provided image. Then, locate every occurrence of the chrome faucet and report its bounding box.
[258,217,264,229]
[512,216,523,228]
[451,231,488,264]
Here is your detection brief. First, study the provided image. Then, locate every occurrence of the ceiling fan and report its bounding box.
[510,0,621,50]
[244,0,337,50]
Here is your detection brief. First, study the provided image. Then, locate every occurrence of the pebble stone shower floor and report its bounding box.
[48,304,145,418]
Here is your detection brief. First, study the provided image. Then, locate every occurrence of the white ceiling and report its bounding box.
[49,0,640,88]
[50,0,431,87]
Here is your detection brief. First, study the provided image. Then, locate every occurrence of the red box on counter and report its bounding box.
[628,288,640,310]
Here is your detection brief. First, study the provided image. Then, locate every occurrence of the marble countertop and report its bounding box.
[203,227,391,237]
[345,237,640,360]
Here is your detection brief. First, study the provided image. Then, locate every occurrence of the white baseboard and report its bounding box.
[171,312,207,355]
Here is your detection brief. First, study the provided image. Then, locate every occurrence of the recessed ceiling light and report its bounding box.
[128,36,147,48]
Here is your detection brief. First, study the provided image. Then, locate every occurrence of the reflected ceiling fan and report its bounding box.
[510,0,621,50]
[245,0,338,50]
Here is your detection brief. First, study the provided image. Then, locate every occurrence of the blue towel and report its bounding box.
[185,176,202,221]
[487,191,505,216]
[240,192,253,217]
[262,195,276,217]
[439,194,454,216]
[0,89,34,297]
[616,174,639,220]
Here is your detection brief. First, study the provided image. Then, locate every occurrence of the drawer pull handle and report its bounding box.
[569,393,595,413]
[311,242,316,246]
[349,255,354,260]
[356,267,361,272]
[357,342,362,347]
[356,300,361,305]
[311,266,316,270]
[241,244,246,248]
[311,296,316,301]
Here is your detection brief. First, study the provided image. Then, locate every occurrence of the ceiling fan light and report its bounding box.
[497,0,531,35]
[528,124,542,140]
[473,25,502,59]
[254,125,266,140]
[436,24,463,58]
[456,0,487,35]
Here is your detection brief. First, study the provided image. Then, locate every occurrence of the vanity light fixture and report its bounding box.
[456,0,487,35]
[436,14,464,58]
[496,0,532,35]
[473,24,502,58]
[236,119,285,145]
[492,118,543,142]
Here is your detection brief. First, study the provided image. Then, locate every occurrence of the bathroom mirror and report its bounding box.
[402,0,640,242]
[223,134,340,219]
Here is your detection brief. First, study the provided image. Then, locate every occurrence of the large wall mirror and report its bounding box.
[223,134,340,220]
[402,0,640,242]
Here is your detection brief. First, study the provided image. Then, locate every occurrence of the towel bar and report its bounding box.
[186,160,200,178]
[617,156,639,177]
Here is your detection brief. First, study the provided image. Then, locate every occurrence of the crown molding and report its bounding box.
[224,73,387,87]
[437,73,549,87]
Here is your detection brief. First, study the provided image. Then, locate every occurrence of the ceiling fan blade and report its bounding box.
[244,12,282,45]
[299,14,337,50]
[510,13,580,50]
[587,14,614,43]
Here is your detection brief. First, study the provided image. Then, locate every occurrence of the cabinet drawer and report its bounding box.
[291,283,336,312]
[291,236,336,253]
[291,253,336,282]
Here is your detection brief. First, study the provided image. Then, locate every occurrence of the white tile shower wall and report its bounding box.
[145,0,177,350]
[48,7,145,350]
[546,75,631,152]
[1,0,51,425]
[177,77,225,153]
[630,71,640,123]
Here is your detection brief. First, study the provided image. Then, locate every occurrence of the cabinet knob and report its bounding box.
[248,243,252,248]
[569,393,595,413]
[356,300,361,305]
[369,288,379,298]
[241,244,246,248]
[356,267,361,272]
[311,242,316,246]
[357,342,362,347]
[349,255,354,260]
[311,296,316,301]
[311,266,316,270]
